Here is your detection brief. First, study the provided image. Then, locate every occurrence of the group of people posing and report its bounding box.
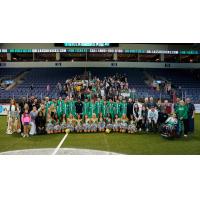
[6,94,195,138]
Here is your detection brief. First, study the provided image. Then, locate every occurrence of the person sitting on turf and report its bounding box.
[105,113,113,132]
[113,114,121,132]
[74,114,83,133]
[128,114,137,134]
[66,114,75,132]
[46,113,54,134]
[98,113,106,132]
[35,111,46,134]
[90,113,98,133]
[53,113,61,134]
[60,114,67,133]
[83,115,91,133]
[120,114,128,133]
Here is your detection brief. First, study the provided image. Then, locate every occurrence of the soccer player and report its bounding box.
[113,99,122,118]
[121,99,128,116]
[68,97,76,117]
[62,98,70,118]
[57,97,63,120]
[88,99,96,118]
[101,100,107,118]
[107,99,114,119]
[83,98,90,118]
[95,98,101,117]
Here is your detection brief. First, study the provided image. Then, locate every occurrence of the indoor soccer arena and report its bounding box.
[0,43,200,155]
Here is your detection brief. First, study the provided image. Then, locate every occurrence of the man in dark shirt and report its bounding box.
[147,97,157,109]
[186,98,195,133]
[75,98,83,117]
[127,98,133,120]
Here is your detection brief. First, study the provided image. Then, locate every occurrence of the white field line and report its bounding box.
[52,133,69,155]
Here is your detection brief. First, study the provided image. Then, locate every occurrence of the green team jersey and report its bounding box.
[85,93,91,100]
[121,102,127,115]
[68,100,76,116]
[174,103,180,113]
[88,102,96,118]
[57,100,63,118]
[101,104,107,118]
[45,101,53,114]
[52,101,57,108]
[176,105,188,119]
[100,100,104,107]
[95,101,101,116]
[113,102,122,117]
[107,102,114,118]
[83,101,90,116]
[62,102,70,117]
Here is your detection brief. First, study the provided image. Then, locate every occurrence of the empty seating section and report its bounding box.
[0,68,200,102]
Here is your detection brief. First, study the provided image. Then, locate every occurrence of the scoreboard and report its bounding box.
[55,43,119,47]
[64,43,110,47]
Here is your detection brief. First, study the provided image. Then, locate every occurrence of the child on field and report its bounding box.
[21,108,31,137]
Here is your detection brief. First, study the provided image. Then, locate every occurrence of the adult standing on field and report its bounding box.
[186,98,195,133]
[127,98,134,120]
[147,97,157,109]
[176,100,189,137]
[29,106,38,135]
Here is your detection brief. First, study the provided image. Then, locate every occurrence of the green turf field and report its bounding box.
[0,115,200,154]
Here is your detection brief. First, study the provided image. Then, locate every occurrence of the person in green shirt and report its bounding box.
[174,98,180,114]
[62,98,70,118]
[68,97,76,117]
[45,97,52,115]
[107,99,114,119]
[83,98,90,117]
[113,99,122,118]
[176,100,189,137]
[101,100,107,118]
[121,99,127,116]
[88,99,96,118]
[95,98,101,117]
[57,97,63,120]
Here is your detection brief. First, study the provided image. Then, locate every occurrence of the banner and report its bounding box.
[121,93,130,97]
[0,104,9,115]
[194,104,200,113]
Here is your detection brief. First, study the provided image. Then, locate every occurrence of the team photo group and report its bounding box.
[6,73,195,139]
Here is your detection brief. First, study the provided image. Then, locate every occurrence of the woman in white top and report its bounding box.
[7,99,20,134]
[29,106,38,135]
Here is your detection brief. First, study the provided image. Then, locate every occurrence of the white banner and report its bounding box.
[194,104,200,113]
[0,104,9,115]
[121,93,130,97]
